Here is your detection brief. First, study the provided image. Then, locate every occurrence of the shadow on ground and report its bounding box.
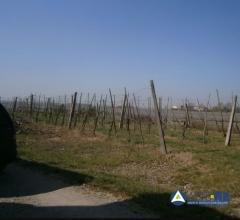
[0,158,93,198]
[0,159,238,219]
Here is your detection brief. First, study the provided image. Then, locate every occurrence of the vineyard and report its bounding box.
[1,81,240,218]
[2,81,240,148]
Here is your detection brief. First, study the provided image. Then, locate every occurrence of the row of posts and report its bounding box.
[9,81,238,154]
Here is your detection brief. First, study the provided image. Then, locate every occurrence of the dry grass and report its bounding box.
[16,121,240,218]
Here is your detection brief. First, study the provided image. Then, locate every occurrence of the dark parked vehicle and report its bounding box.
[0,103,17,170]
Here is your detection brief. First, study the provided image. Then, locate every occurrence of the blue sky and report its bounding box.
[0,0,240,103]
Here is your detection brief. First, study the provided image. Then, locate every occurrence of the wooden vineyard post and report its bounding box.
[35,95,41,123]
[185,102,190,128]
[29,94,34,117]
[25,98,29,116]
[52,98,56,124]
[73,93,83,128]
[133,93,144,144]
[158,97,162,122]
[216,89,226,137]
[182,101,191,139]
[109,89,117,135]
[44,98,50,122]
[48,98,54,124]
[68,92,77,129]
[101,95,107,127]
[131,101,136,132]
[182,120,187,140]
[61,96,67,126]
[225,95,237,146]
[126,94,131,140]
[150,80,167,154]
[235,101,240,136]
[203,94,211,144]
[119,88,127,129]
[93,96,102,136]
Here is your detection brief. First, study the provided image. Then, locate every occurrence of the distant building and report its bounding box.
[171,105,178,110]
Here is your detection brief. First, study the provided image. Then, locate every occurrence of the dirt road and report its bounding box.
[0,162,153,218]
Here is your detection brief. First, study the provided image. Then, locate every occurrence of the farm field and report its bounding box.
[15,115,240,219]
[2,85,240,219]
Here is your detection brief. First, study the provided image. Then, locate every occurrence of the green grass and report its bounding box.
[16,118,240,219]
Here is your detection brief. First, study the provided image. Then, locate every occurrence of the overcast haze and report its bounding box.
[0,0,240,103]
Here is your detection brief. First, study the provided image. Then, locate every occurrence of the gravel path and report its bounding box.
[0,163,153,218]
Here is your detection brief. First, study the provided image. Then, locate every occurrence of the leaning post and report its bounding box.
[68,92,77,129]
[225,95,237,146]
[150,80,167,154]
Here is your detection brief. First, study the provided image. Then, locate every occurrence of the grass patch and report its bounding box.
[16,120,240,218]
